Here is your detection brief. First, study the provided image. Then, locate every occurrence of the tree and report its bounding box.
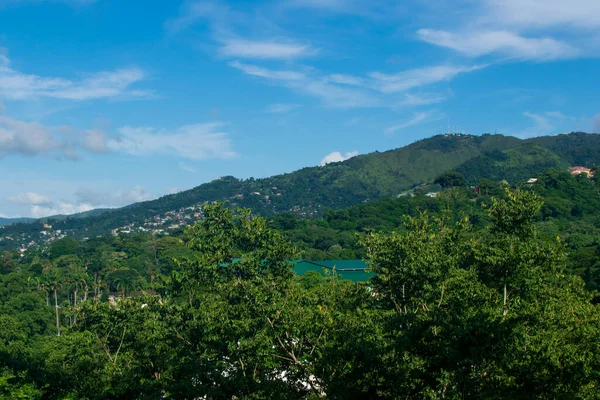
[109,268,139,297]
[359,188,600,397]
[44,269,63,337]
[434,171,467,188]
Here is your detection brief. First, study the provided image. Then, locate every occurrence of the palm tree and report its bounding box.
[44,269,63,336]
[110,268,139,298]
[28,276,49,306]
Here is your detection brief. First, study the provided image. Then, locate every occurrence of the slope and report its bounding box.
[1,132,598,245]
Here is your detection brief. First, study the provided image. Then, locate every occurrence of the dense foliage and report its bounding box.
[1,182,600,398]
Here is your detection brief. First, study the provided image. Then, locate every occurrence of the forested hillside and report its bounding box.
[2,187,600,398]
[2,132,599,246]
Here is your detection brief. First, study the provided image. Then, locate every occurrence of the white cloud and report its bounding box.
[16,184,155,218]
[230,61,380,107]
[0,55,150,101]
[368,64,486,93]
[179,161,197,172]
[394,92,448,107]
[164,1,232,33]
[82,130,110,153]
[320,150,358,166]
[484,0,600,29]
[384,112,438,135]
[0,116,58,157]
[165,186,181,195]
[30,202,95,218]
[108,123,236,160]
[75,185,153,207]
[414,0,600,62]
[417,29,579,60]
[266,103,298,113]
[229,61,305,81]
[514,111,574,138]
[230,61,476,108]
[0,116,113,159]
[327,74,365,86]
[301,80,380,108]
[8,192,51,205]
[6,190,97,218]
[0,115,238,161]
[219,39,315,59]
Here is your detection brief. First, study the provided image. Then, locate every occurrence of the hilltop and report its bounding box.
[1,132,598,248]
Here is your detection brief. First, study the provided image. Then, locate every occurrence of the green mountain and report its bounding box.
[454,144,569,183]
[1,132,598,244]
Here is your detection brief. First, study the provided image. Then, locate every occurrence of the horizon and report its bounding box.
[1,0,599,218]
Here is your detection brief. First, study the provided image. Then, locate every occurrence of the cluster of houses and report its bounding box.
[111,204,206,236]
[1,222,68,256]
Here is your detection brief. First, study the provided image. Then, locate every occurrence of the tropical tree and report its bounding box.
[43,269,63,337]
[109,268,139,297]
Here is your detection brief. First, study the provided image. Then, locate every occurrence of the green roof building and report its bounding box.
[292,260,373,283]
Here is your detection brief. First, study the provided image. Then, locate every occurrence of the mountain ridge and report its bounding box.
[1,132,598,247]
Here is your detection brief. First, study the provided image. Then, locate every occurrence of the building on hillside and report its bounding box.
[569,166,594,177]
[526,178,538,184]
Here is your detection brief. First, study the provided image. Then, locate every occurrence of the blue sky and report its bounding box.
[0,0,599,217]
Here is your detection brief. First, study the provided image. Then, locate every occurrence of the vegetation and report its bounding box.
[1,187,600,398]
[2,132,600,398]
[3,132,600,243]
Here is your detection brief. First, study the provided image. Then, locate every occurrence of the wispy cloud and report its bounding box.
[75,185,153,207]
[320,150,358,166]
[266,103,299,113]
[384,111,441,135]
[164,1,232,33]
[230,60,481,108]
[0,55,151,101]
[415,0,599,62]
[394,92,448,107]
[109,123,236,160]
[417,29,579,61]
[228,61,305,81]
[327,74,365,86]
[483,0,600,29]
[514,111,574,138]
[368,65,486,93]
[219,38,316,59]
[178,161,197,172]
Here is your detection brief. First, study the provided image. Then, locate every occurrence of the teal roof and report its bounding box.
[219,258,373,283]
[292,260,373,283]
